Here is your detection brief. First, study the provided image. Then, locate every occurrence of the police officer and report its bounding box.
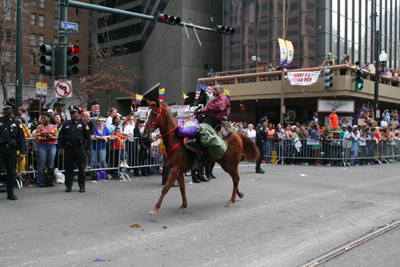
[0,101,25,200]
[255,116,268,174]
[58,106,91,193]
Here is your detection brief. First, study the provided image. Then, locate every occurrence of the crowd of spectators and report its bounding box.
[3,101,159,188]
[222,107,400,167]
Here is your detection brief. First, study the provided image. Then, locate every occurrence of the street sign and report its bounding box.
[61,21,78,30]
[54,80,72,98]
[65,29,74,36]
[35,83,48,98]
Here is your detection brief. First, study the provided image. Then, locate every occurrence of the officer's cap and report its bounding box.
[91,100,100,105]
[347,125,353,130]
[54,101,65,108]
[68,105,80,114]
[3,100,16,109]
[137,118,145,123]
[260,116,268,123]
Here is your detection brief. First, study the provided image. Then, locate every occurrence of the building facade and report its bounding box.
[223,0,400,72]
[92,0,223,113]
[1,0,89,118]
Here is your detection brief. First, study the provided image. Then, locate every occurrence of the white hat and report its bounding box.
[47,109,54,113]
[353,125,358,128]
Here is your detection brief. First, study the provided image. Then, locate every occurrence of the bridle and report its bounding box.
[144,104,196,156]
[144,105,164,135]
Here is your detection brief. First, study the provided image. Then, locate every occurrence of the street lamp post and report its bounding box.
[374,37,388,119]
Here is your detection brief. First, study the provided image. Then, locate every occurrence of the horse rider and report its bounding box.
[194,84,231,180]
[255,116,268,173]
[195,84,231,128]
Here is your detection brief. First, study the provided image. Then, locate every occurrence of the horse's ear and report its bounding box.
[146,99,152,106]
[155,98,160,106]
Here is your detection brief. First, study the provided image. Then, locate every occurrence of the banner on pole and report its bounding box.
[278,38,287,67]
[287,71,321,86]
[285,40,294,69]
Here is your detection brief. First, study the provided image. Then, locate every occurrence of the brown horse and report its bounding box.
[142,99,260,215]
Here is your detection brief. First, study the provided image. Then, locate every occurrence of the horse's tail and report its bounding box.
[237,132,260,162]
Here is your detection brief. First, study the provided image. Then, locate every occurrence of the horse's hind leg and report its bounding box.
[218,158,241,207]
[176,172,188,214]
[149,167,179,215]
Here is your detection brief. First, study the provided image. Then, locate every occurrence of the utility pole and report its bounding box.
[15,0,23,113]
[374,31,380,119]
[56,0,69,108]
[280,0,286,124]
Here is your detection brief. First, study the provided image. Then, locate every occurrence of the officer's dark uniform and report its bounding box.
[58,106,91,192]
[0,101,25,200]
[255,116,268,173]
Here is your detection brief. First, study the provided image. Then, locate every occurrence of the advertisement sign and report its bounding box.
[318,100,355,113]
[287,71,321,86]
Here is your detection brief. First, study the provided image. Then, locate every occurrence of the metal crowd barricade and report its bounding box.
[271,138,400,166]
[12,136,163,188]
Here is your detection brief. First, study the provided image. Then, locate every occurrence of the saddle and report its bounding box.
[184,125,233,170]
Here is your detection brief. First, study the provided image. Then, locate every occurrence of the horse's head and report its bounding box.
[142,98,163,138]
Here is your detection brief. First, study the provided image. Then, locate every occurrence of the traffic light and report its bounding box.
[355,68,364,91]
[39,45,53,76]
[323,68,333,92]
[155,13,181,25]
[216,25,235,35]
[66,44,79,76]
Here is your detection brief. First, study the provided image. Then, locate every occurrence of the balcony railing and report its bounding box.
[199,65,400,87]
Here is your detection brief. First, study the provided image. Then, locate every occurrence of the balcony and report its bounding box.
[198,65,400,105]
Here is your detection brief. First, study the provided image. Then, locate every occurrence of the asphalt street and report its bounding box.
[1,162,399,267]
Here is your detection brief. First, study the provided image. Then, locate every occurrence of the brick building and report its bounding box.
[1,0,89,118]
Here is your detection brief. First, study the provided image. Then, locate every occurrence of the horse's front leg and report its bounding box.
[176,172,187,213]
[149,166,179,215]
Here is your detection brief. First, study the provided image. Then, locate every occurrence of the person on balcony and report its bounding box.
[321,52,335,67]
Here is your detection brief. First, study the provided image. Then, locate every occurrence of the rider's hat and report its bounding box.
[3,100,16,109]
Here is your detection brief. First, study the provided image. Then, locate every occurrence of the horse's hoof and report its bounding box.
[149,209,158,215]
[176,208,185,214]
[238,191,244,198]
[226,202,234,207]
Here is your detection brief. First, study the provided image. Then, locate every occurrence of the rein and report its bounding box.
[145,104,196,156]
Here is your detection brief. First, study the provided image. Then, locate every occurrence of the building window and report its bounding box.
[4,51,11,62]
[30,73,36,85]
[30,53,35,65]
[31,13,36,26]
[30,34,36,45]
[5,71,11,83]
[5,29,11,41]
[54,37,59,43]
[39,15,44,27]
[39,0,44,8]
[54,0,59,11]
[76,22,80,33]
[13,72,16,83]
[38,35,44,46]
[38,74,43,83]
[5,10,11,21]
[14,52,16,63]
[31,0,36,6]
[54,17,59,29]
